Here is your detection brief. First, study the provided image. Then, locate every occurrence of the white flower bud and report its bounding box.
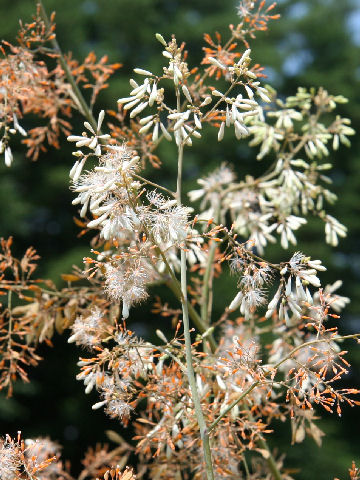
[69,161,79,179]
[208,57,226,69]
[67,135,87,142]
[85,379,95,394]
[200,96,212,107]
[123,98,141,110]
[72,157,87,183]
[257,87,271,103]
[174,64,183,80]
[134,68,153,76]
[218,122,225,142]
[13,113,27,136]
[4,146,13,167]
[194,114,202,130]
[229,291,243,311]
[245,84,254,99]
[139,120,154,134]
[87,212,109,228]
[152,122,159,142]
[129,78,138,89]
[239,48,251,65]
[160,122,172,141]
[92,400,107,410]
[139,115,154,125]
[216,375,226,390]
[156,329,168,343]
[88,137,98,150]
[97,110,105,132]
[84,121,95,134]
[130,101,148,118]
[246,70,257,79]
[182,84,192,103]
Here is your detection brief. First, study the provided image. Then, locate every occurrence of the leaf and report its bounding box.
[55,311,66,334]
[294,425,305,443]
[307,421,325,447]
[105,430,127,445]
[61,274,81,282]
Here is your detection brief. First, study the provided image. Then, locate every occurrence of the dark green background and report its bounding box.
[0,0,359,478]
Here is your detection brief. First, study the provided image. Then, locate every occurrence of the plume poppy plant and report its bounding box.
[0,1,358,479]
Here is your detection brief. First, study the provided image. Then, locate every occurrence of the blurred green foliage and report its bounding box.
[0,0,359,478]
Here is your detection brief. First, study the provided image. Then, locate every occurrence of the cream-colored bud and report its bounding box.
[155,33,167,46]
[134,68,153,76]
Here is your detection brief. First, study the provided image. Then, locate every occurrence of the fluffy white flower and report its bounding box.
[68,308,105,347]
[104,259,153,319]
[0,439,21,480]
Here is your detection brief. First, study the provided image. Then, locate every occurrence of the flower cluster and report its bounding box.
[68,307,107,347]
[0,434,62,480]
[0,436,21,480]
[264,252,326,324]
[188,86,352,253]
[117,33,272,150]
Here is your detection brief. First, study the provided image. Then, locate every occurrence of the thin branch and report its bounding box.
[200,203,221,333]
[153,344,187,372]
[38,0,99,132]
[132,173,176,198]
[209,381,260,433]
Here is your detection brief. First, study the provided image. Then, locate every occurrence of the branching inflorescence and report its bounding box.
[0,1,359,479]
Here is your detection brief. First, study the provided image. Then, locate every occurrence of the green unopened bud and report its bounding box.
[317,163,332,170]
[155,33,167,46]
[72,150,83,157]
[201,326,214,339]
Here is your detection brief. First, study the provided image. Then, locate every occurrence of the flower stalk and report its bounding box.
[176,137,215,480]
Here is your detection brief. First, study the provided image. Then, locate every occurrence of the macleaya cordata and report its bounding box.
[0,1,359,480]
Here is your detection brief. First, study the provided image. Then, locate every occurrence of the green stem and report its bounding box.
[166,279,217,352]
[200,202,221,329]
[7,290,12,349]
[180,245,214,480]
[176,126,214,479]
[242,451,251,479]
